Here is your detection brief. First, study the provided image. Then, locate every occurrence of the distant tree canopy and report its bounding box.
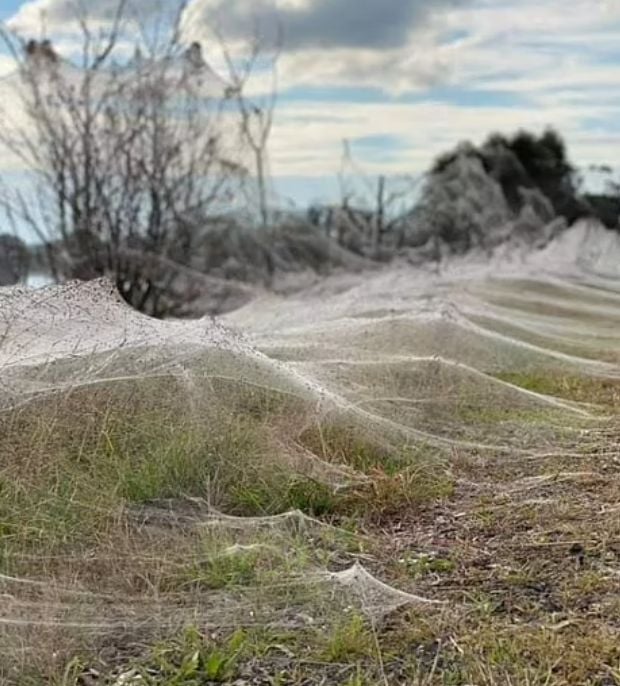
[431,128,587,223]
[399,127,620,256]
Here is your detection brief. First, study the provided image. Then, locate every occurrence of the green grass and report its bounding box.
[321,614,375,663]
[297,419,453,515]
[400,553,456,579]
[0,374,454,684]
[0,384,340,559]
[133,627,247,684]
[184,548,262,590]
[0,397,277,563]
[3,360,619,685]
[231,475,342,516]
[495,370,620,407]
[454,397,565,426]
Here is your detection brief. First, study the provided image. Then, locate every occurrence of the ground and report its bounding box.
[1,258,620,685]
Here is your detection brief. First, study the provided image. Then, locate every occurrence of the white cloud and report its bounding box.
[181,0,465,50]
[7,0,130,33]
[268,98,601,177]
[6,0,468,91]
[437,0,620,89]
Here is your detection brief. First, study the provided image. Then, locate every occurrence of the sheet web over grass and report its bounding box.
[2,235,620,684]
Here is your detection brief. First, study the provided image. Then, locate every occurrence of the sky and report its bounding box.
[1,0,619,209]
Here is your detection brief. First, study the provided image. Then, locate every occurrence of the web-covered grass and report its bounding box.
[2,233,620,684]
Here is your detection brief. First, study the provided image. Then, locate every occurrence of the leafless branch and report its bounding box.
[0,0,252,315]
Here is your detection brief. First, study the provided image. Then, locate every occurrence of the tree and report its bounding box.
[424,128,597,254]
[0,233,29,286]
[0,2,250,316]
[409,150,512,254]
[432,128,584,222]
[500,129,582,221]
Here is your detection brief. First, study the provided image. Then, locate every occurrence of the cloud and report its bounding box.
[180,0,466,94]
[5,0,472,94]
[267,98,600,178]
[182,0,465,51]
[272,41,454,94]
[8,0,466,51]
[7,0,132,33]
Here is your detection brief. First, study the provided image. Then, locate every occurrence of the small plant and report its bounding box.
[298,420,393,473]
[231,474,341,516]
[322,613,375,663]
[347,462,453,517]
[283,477,341,516]
[342,665,371,686]
[149,627,245,684]
[401,554,456,578]
[186,549,260,590]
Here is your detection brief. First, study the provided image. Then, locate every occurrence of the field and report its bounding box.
[1,232,620,685]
